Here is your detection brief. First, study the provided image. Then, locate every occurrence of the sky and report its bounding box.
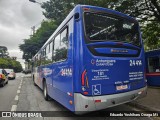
[0,0,48,69]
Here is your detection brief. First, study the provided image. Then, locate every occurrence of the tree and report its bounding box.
[41,0,74,25]
[143,22,160,50]
[41,0,160,22]
[41,0,160,50]
[19,20,58,61]
[0,46,9,58]
[0,58,23,72]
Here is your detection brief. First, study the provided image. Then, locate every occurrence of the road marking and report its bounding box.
[17,90,20,94]
[11,105,17,111]
[10,78,23,112]
[14,95,19,101]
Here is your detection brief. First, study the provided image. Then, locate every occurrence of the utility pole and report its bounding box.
[31,26,36,35]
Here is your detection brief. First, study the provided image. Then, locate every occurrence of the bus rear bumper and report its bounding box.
[74,86,147,114]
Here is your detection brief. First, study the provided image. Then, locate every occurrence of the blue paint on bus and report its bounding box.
[145,49,160,86]
[32,5,147,114]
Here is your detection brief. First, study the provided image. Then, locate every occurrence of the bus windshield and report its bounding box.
[84,12,140,46]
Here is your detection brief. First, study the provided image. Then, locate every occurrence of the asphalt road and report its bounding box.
[0,73,22,111]
[0,73,154,120]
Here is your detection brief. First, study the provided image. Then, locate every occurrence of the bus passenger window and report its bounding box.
[53,27,68,62]
[37,53,41,66]
[35,55,38,67]
[60,27,68,60]
[46,41,53,64]
[148,56,160,72]
[53,34,61,62]
[41,48,46,65]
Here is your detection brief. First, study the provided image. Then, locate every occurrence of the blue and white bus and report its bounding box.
[145,49,160,86]
[32,5,147,114]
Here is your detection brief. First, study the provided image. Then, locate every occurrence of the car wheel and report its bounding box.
[1,82,5,87]
[43,81,50,101]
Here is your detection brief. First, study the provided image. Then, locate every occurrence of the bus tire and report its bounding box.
[43,80,50,101]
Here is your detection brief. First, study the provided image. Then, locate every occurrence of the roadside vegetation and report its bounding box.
[0,58,22,72]
[0,46,23,72]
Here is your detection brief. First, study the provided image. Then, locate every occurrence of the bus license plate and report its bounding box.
[116,85,128,90]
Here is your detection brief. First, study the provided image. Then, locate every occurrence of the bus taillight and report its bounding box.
[83,7,90,11]
[81,70,89,88]
[81,70,87,86]
[83,91,88,95]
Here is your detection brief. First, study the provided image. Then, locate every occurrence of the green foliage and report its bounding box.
[19,20,58,61]
[0,46,9,58]
[41,0,74,25]
[41,0,160,51]
[20,0,160,60]
[41,0,111,23]
[0,58,23,72]
[143,22,160,50]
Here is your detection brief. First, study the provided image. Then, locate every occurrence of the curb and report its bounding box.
[127,102,160,112]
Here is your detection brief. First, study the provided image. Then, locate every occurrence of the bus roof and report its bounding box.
[80,5,136,21]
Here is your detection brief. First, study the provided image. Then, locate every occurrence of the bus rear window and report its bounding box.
[84,12,140,46]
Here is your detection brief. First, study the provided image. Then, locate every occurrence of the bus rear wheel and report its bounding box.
[33,76,37,86]
[43,81,50,101]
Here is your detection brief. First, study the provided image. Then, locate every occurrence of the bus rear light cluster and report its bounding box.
[81,70,89,88]
[67,92,73,96]
[81,70,87,86]
[69,100,73,105]
[83,7,90,11]
[83,92,88,95]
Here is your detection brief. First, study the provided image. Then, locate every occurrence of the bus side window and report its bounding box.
[59,27,68,60]
[148,56,160,72]
[35,55,38,67]
[53,34,61,62]
[46,41,53,64]
[41,48,46,65]
[53,27,69,62]
[37,53,40,66]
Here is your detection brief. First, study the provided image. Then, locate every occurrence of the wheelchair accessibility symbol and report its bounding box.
[92,84,101,95]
